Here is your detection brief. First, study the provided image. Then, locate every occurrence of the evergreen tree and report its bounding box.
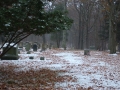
[0,0,73,58]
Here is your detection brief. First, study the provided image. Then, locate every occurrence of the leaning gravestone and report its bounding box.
[32,43,37,51]
[1,43,19,60]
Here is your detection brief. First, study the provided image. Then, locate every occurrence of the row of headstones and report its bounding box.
[19,42,39,52]
[18,42,58,52]
[1,42,47,60]
[1,42,61,60]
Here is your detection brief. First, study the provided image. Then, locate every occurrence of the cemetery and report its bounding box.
[0,46,120,89]
[0,0,120,89]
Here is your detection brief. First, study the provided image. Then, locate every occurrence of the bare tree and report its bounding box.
[100,0,120,54]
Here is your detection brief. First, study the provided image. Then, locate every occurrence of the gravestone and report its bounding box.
[25,42,31,51]
[40,43,46,52]
[84,49,90,55]
[18,42,23,48]
[18,42,23,53]
[29,56,34,59]
[1,43,19,60]
[40,57,45,60]
[34,42,40,49]
[32,43,37,51]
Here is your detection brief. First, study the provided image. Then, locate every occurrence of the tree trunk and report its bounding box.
[62,31,67,50]
[109,12,116,54]
[78,12,81,49]
[109,21,116,54]
[108,2,117,54]
[62,0,67,50]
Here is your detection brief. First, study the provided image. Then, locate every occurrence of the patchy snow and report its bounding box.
[3,43,17,47]
[54,52,83,64]
[0,49,120,89]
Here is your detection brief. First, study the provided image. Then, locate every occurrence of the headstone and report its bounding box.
[34,42,40,49]
[1,43,19,60]
[40,43,46,52]
[25,42,31,51]
[40,57,45,60]
[84,49,90,55]
[18,42,23,52]
[29,56,34,59]
[18,42,23,48]
[32,43,37,51]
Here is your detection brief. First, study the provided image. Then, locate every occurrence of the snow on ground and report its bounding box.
[0,49,120,90]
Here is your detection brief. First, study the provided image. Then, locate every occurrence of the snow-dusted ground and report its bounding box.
[0,49,120,90]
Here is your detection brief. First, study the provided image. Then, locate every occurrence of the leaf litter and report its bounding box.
[0,49,120,90]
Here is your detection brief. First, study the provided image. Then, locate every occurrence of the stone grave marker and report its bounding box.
[40,43,46,52]
[34,42,40,49]
[84,49,90,55]
[18,42,23,48]
[32,43,37,51]
[40,57,45,60]
[1,43,19,60]
[25,42,31,51]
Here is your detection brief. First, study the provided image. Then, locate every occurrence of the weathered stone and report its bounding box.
[40,57,45,60]
[40,43,46,52]
[29,56,34,59]
[34,42,40,49]
[84,49,90,55]
[18,42,23,48]
[1,43,19,60]
[32,43,37,51]
[25,42,31,51]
